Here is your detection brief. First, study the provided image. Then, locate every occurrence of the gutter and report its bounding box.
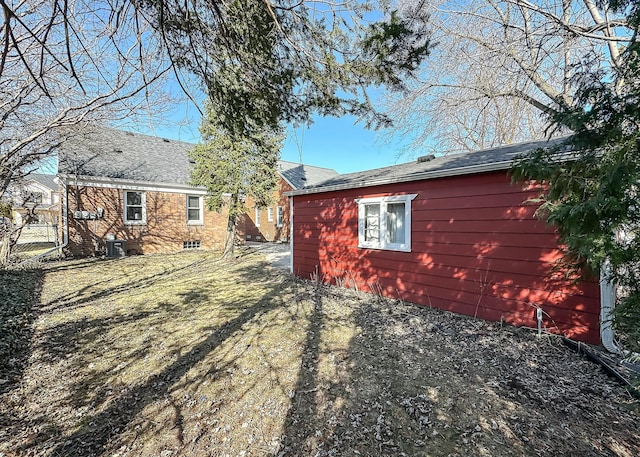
[56,173,208,195]
[599,260,621,355]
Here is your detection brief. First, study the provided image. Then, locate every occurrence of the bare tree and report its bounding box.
[1,0,429,197]
[0,0,180,262]
[0,0,176,201]
[384,0,635,154]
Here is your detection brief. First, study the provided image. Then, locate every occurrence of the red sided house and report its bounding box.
[241,161,338,243]
[57,127,230,256]
[288,138,609,345]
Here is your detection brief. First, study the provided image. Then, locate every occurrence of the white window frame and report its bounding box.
[356,194,417,252]
[186,195,204,225]
[124,190,146,225]
[255,207,261,227]
[183,240,201,249]
[268,207,274,222]
[276,206,284,227]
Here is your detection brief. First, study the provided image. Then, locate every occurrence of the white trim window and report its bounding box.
[276,206,284,227]
[255,207,261,227]
[268,207,274,222]
[186,195,203,225]
[356,194,417,252]
[124,190,146,224]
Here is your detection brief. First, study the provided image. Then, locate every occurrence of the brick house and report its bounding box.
[57,127,229,256]
[240,161,338,243]
[57,126,337,256]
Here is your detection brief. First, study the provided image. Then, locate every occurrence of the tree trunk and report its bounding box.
[222,193,240,259]
[0,234,9,266]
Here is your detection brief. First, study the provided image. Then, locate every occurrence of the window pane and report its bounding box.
[364,204,380,242]
[27,192,43,204]
[188,208,200,221]
[127,192,142,205]
[277,206,283,225]
[387,203,405,244]
[188,196,199,208]
[127,207,142,220]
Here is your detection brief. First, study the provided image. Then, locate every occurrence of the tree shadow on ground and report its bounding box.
[277,280,324,455]
[40,260,291,457]
[41,255,213,314]
[276,287,640,456]
[0,268,43,396]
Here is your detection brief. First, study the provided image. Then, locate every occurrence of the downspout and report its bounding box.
[600,259,621,355]
[289,195,293,274]
[19,176,69,265]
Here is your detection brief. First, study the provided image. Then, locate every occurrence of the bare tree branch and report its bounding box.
[383,0,634,154]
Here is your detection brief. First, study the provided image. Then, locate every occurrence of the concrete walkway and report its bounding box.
[245,241,291,270]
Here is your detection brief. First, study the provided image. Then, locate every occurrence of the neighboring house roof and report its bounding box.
[277,161,339,190]
[58,126,196,185]
[26,173,58,190]
[6,173,58,210]
[289,137,570,196]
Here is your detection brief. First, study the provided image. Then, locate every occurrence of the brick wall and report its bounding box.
[241,178,291,242]
[63,185,228,256]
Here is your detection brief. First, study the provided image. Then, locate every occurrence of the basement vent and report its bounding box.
[189,159,196,164]
[183,240,201,249]
[163,138,170,143]
[113,148,123,153]
[417,154,436,163]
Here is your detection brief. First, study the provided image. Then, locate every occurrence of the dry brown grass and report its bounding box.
[0,249,639,457]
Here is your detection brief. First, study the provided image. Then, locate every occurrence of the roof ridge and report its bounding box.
[95,125,197,147]
[333,136,570,179]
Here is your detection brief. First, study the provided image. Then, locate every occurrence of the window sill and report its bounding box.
[187,221,204,226]
[358,244,411,253]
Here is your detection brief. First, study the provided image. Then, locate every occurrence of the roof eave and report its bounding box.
[57,173,207,193]
[277,171,298,190]
[286,160,514,197]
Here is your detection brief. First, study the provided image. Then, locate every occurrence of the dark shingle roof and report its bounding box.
[291,137,569,195]
[58,126,196,185]
[57,126,339,190]
[277,161,339,189]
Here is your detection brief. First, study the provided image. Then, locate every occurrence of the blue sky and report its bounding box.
[280,116,414,173]
[148,113,414,175]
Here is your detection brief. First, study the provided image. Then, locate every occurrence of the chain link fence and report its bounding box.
[12,224,59,257]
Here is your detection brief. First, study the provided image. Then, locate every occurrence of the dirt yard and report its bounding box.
[0,250,638,456]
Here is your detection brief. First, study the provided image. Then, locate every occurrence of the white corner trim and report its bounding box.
[289,196,294,274]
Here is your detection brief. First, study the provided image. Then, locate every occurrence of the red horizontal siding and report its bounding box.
[292,171,601,344]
